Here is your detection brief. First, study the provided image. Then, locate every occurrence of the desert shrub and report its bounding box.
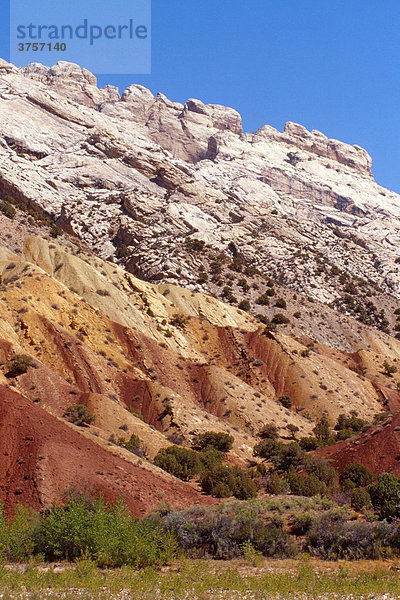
[278,395,292,409]
[382,360,398,376]
[6,354,34,377]
[287,424,299,439]
[34,495,176,566]
[154,446,201,481]
[238,300,250,311]
[96,289,110,296]
[263,473,284,495]
[116,244,131,259]
[200,466,258,499]
[154,505,295,559]
[373,411,394,424]
[275,298,287,309]
[291,511,315,535]
[192,431,234,453]
[299,436,319,451]
[253,438,282,460]
[256,294,270,306]
[287,473,327,497]
[0,200,16,219]
[198,447,225,473]
[271,442,305,473]
[334,413,367,439]
[49,225,63,238]
[335,428,355,441]
[271,313,290,325]
[306,509,399,559]
[119,434,145,457]
[313,415,331,442]
[351,487,372,511]
[303,455,337,487]
[369,473,400,520]
[63,405,95,427]
[339,462,376,490]
[169,313,190,329]
[258,423,279,439]
[185,239,205,252]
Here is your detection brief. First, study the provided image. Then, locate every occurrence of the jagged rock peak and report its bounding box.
[249,120,372,177]
[8,59,370,174]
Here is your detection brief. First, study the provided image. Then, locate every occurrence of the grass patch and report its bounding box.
[0,559,399,599]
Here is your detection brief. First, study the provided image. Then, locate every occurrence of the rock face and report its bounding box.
[0,59,399,331]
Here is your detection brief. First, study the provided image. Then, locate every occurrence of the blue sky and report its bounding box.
[1,0,400,192]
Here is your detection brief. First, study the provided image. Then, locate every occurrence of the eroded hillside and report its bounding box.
[0,234,399,512]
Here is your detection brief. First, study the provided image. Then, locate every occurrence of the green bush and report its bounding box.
[351,487,372,511]
[313,416,331,442]
[6,354,35,378]
[275,298,287,309]
[303,455,337,487]
[253,438,282,460]
[63,405,95,427]
[0,503,38,561]
[382,360,398,376]
[34,495,177,566]
[119,434,145,457]
[287,473,327,497]
[334,413,367,440]
[258,423,279,439]
[198,447,225,472]
[192,431,234,453]
[369,473,400,520]
[200,466,258,499]
[238,300,250,311]
[0,200,16,220]
[169,313,190,329]
[291,511,315,535]
[299,436,319,451]
[271,442,305,473]
[287,424,299,439]
[278,395,292,409]
[339,462,376,490]
[271,313,290,325]
[263,473,284,495]
[154,446,201,481]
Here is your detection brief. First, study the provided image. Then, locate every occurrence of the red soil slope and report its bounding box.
[317,413,400,477]
[0,385,210,516]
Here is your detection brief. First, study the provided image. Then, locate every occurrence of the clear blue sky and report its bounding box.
[1,0,400,192]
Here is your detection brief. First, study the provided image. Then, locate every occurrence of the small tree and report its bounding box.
[200,466,257,499]
[271,442,304,473]
[287,424,299,439]
[313,415,330,442]
[382,360,398,377]
[6,354,35,378]
[339,462,375,490]
[154,446,201,481]
[369,473,400,520]
[299,437,319,451]
[0,200,16,220]
[192,431,234,453]
[63,405,95,427]
[351,487,371,511]
[253,438,281,460]
[278,395,292,409]
[258,423,279,440]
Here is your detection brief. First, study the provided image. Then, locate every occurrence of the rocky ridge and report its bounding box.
[0,58,399,342]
